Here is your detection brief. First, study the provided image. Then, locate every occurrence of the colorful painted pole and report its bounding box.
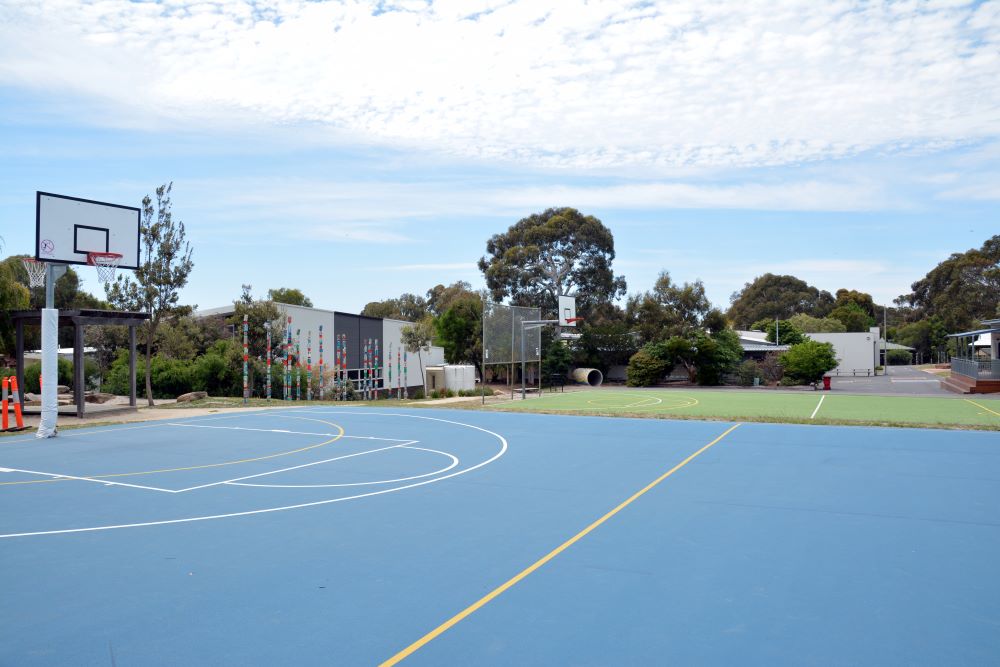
[318,325,324,401]
[265,321,272,401]
[285,316,292,401]
[403,346,408,399]
[295,329,302,400]
[336,333,342,401]
[242,314,249,405]
[374,338,380,400]
[307,330,313,401]
[397,347,401,399]
[387,342,393,400]
[339,334,346,401]
[363,338,369,401]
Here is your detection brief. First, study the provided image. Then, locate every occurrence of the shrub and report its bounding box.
[737,360,761,386]
[626,347,668,387]
[23,359,74,393]
[780,340,838,384]
[758,353,784,383]
[886,349,911,365]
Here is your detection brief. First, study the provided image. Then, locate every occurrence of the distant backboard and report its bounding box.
[36,192,140,269]
[558,294,578,326]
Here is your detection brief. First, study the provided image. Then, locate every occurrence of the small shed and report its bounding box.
[425,365,476,392]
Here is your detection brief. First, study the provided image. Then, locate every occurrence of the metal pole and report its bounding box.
[521,320,526,400]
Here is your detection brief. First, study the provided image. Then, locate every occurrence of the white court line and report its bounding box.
[0,412,507,539]
[228,445,459,489]
[162,422,410,442]
[174,441,418,492]
[0,466,176,493]
[810,395,826,420]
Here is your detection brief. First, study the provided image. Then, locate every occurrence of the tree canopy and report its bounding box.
[727,273,833,328]
[361,293,428,321]
[106,183,194,405]
[896,234,1000,331]
[267,287,313,308]
[626,272,713,343]
[478,207,626,315]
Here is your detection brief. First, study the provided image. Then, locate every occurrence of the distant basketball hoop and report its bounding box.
[21,258,47,288]
[88,252,123,283]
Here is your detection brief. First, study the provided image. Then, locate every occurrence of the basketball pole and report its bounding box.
[37,263,66,439]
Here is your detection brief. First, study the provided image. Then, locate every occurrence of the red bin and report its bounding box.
[822,376,831,391]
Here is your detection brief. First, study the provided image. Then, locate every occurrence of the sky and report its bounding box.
[1,0,998,315]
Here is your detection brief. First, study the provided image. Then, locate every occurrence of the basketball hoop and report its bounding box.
[88,252,123,283]
[22,258,47,288]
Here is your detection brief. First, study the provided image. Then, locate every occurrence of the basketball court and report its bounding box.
[2,406,999,664]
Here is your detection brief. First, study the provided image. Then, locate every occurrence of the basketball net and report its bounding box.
[88,252,123,283]
[22,258,47,288]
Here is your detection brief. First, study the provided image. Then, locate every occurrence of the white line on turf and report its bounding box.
[810,395,826,420]
[162,422,410,441]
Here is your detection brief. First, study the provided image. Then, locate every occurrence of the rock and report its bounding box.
[176,391,208,403]
[56,385,71,394]
[85,392,116,404]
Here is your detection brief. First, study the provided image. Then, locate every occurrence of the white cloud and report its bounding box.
[1,0,998,169]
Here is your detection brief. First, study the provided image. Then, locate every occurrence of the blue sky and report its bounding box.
[1,0,998,314]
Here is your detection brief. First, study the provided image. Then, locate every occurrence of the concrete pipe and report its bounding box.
[571,368,603,387]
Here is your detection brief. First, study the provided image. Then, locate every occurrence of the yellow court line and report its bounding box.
[0,417,344,486]
[379,422,742,666]
[965,399,1000,418]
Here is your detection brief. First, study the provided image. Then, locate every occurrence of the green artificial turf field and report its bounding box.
[490,388,1000,430]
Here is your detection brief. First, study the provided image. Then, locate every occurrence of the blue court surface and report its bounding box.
[2,407,999,665]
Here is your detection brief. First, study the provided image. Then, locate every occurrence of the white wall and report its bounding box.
[276,303,335,362]
[444,365,476,391]
[382,318,444,391]
[807,327,880,374]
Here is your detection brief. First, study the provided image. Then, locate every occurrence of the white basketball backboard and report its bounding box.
[36,192,140,269]
[558,294,578,326]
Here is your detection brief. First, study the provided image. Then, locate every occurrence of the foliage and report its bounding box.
[894,317,948,359]
[267,287,313,307]
[155,313,227,361]
[572,321,638,372]
[541,338,572,381]
[0,258,30,355]
[401,318,435,397]
[625,345,670,387]
[757,353,785,383]
[762,319,805,345]
[626,271,712,343]
[737,359,761,386]
[886,349,912,365]
[434,296,483,378]
[780,340,838,384]
[478,207,626,316]
[834,289,877,318]
[897,234,1000,331]
[22,358,75,393]
[727,273,834,328]
[425,282,480,317]
[691,328,743,385]
[105,183,194,406]
[828,301,876,332]
[362,293,428,321]
[787,313,847,333]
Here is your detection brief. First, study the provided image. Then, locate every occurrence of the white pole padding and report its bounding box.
[36,307,59,438]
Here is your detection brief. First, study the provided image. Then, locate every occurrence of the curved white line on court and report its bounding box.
[227,446,460,489]
[0,411,507,539]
